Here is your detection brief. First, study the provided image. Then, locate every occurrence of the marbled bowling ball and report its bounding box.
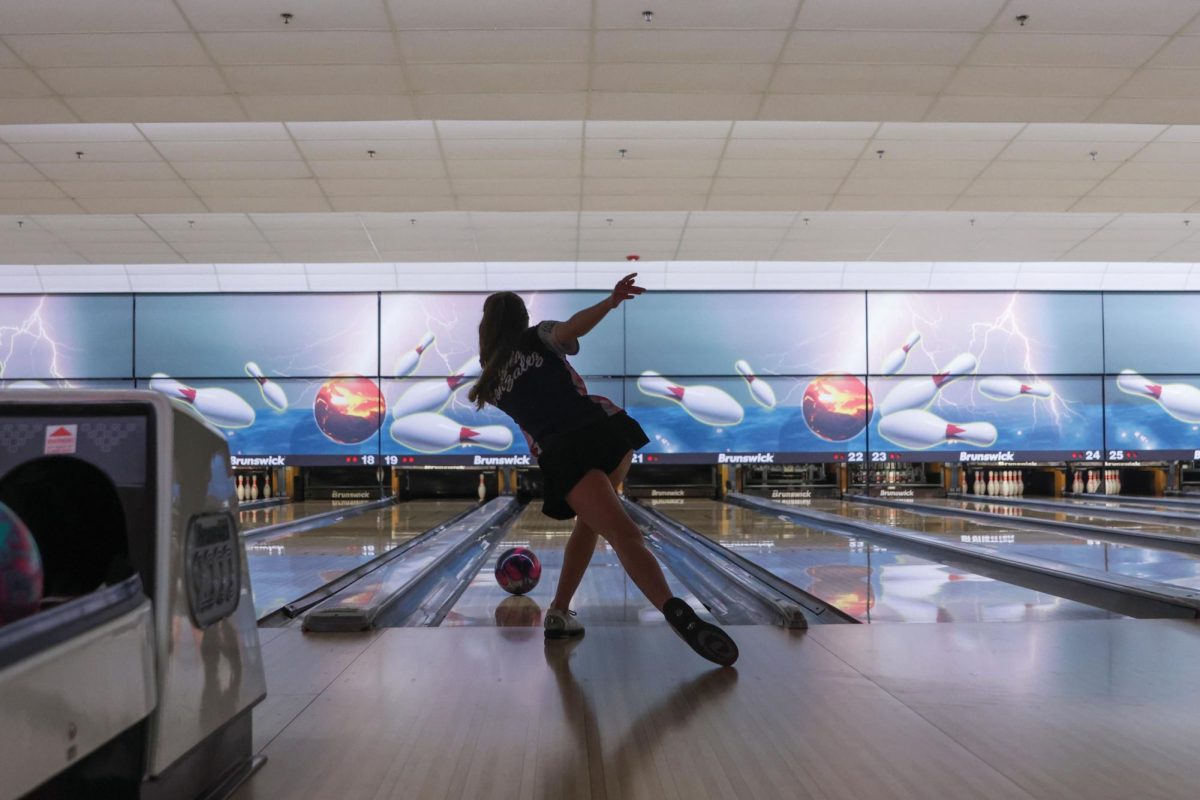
[494,546,541,595]
[313,376,384,444]
[802,374,873,442]
[0,503,42,625]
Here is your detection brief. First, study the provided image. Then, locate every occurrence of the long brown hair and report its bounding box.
[468,291,528,409]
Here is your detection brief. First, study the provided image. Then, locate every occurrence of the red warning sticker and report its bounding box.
[44,424,77,455]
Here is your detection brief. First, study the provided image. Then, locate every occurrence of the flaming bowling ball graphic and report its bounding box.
[802,374,873,442]
[313,376,384,444]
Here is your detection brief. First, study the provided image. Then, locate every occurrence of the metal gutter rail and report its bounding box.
[242,496,398,543]
[302,497,521,632]
[626,499,820,629]
[727,493,1200,620]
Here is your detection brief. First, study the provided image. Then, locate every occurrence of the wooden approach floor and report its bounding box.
[239,619,1200,800]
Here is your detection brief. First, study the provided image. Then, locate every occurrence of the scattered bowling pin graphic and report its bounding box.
[396,331,436,377]
[637,371,744,426]
[880,330,921,376]
[150,373,256,429]
[1117,369,1200,423]
[978,377,1053,401]
[878,409,997,450]
[734,359,776,410]
[245,362,289,411]
[393,358,482,418]
[236,475,244,501]
[878,353,978,416]
[477,473,487,503]
[390,412,513,453]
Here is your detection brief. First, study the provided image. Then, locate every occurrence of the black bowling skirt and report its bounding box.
[537,411,649,520]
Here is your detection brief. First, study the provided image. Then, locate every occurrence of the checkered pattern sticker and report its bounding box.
[0,423,39,454]
[81,421,140,454]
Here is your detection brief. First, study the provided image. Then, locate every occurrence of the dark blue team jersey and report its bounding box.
[490,321,620,455]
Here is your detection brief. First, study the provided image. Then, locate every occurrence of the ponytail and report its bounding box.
[468,292,528,409]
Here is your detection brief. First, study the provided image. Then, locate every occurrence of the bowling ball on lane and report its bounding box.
[802,374,873,442]
[313,376,384,444]
[0,502,43,625]
[494,546,541,595]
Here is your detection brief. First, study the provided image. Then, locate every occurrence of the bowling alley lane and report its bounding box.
[1044,494,1200,519]
[442,503,713,628]
[246,499,473,618]
[238,500,338,532]
[945,496,1200,539]
[830,499,1200,593]
[657,499,1113,623]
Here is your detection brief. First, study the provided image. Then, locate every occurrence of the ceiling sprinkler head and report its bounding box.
[618,148,628,158]
[643,10,654,23]
[281,12,294,24]
[1015,14,1029,26]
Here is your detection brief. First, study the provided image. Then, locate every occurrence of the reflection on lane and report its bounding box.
[950,496,1200,539]
[238,500,338,532]
[246,499,474,618]
[659,499,1114,624]
[1048,495,1200,521]
[442,502,710,628]
[831,499,1200,593]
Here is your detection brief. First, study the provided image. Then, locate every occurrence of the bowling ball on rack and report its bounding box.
[494,546,541,595]
[313,376,384,444]
[0,502,43,625]
[802,374,873,442]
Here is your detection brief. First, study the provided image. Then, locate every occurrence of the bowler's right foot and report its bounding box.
[544,607,584,639]
[663,598,738,666]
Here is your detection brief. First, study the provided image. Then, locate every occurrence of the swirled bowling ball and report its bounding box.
[494,547,541,595]
[0,503,42,625]
[802,374,873,442]
[313,376,384,444]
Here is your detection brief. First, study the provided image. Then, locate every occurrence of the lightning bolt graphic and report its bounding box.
[0,297,70,384]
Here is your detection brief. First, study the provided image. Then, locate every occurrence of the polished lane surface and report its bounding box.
[658,499,1112,623]
[239,500,339,532]
[443,502,712,628]
[946,496,1200,539]
[1045,494,1200,519]
[828,499,1200,593]
[247,499,474,618]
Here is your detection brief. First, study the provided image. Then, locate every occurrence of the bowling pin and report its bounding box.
[245,361,289,411]
[392,358,482,418]
[978,376,1053,401]
[878,409,997,450]
[396,331,436,377]
[734,359,776,410]
[390,412,513,453]
[478,473,487,503]
[149,373,256,429]
[880,331,921,376]
[878,353,978,416]
[1113,470,1121,495]
[1017,471,1024,496]
[236,474,244,501]
[1117,369,1200,423]
[263,473,272,499]
[250,475,259,500]
[637,371,744,426]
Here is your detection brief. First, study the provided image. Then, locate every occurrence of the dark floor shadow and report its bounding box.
[542,636,738,798]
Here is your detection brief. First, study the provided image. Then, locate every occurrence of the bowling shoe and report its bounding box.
[663,598,739,667]
[544,607,585,639]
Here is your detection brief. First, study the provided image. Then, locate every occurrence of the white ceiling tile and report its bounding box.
[188,178,325,198]
[969,33,1167,67]
[179,0,390,31]
[1019,122,1166,141]
[389,0,590,29]
[712,177,841,195]
[0,69,52,98]
[594,30,787,63]
[875,122,1023,140]
[585,138,725,160]
[589,92,763,120]
[927,95,1103,122]
[761,93,934,121]
[724,138,869,159]
[1072,196,1194,212]
[1001,140,1145,161]
[224,65,409,95]
[65,95,246,122]
[241,94,416,121]
[591,64,774,93]
[1119,69,1200,98]
[57,179,194,198]
[74,197,206,214]
[406,64,588,93]
[582,194,709,211]
[999,0,1199,35]
[154,140,302,161]
[584,159,716,179]
[782,31,976,64]
[0,1,189,34]
[1150,35,1200,67]
[718,159,854,178]
[0,123,142,142]
[771,64,954,95]
[310,159,448,179]
[398,30,590,63]
[869,139,1009,160]
[944,66,1131,97]
[12,140,161,162]
[6,33,209,67]
[38,66,228,97]
[796,0,1005,31]
[0,98,78,123]
[139,122,288,141]
[320,177,455,196]
[329,196,455,212]
[416,93,587,120]
[597,0,800,29]
[173,160,313,180]
[287,121,435,140]
[201,32,400,65]
[296,138,440,161]
[1093,97,1200,124]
